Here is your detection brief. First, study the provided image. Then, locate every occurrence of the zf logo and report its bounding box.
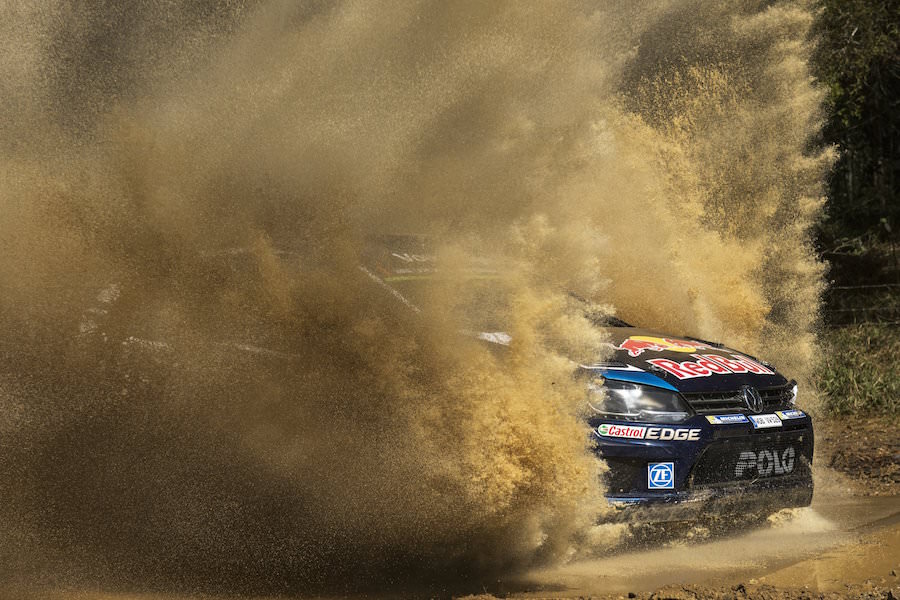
[648,462,675,490]
[734,447,796,478]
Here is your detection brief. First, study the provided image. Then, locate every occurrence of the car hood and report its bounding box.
[587,327,789,393]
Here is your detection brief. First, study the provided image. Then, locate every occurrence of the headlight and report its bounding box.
[588,379,691,424]
[790,381,798,404]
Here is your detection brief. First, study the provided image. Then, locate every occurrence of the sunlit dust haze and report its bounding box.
[0,0,830,595]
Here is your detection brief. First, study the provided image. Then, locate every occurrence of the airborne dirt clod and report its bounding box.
[0,0,836,596]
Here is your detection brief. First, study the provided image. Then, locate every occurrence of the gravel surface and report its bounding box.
[818,415,900,496]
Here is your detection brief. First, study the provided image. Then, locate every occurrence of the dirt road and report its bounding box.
[505,485,900,599]
[5,420,899,600]
[496,417,900,599]
[7,477,898,600]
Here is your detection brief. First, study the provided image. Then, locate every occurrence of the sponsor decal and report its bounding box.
[648,462,675,489]
[748,414,782,429]
[646,428,701,441]
[776,409,806,420]
[646,354,775,380]
[596,423,646,439]
[596,423,701,441]
[613,336,714,357]
[706,414,750,425]
[735,447,796,478]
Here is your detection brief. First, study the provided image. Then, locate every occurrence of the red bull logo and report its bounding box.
[647,354,775,380]
[614,335,712,357]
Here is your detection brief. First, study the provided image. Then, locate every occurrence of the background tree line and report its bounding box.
[814,0,899,288]
[813,0,899,415]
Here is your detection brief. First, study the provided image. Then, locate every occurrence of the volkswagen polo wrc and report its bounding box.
[364,236,814,521]
[580,331,812,521]
[74,235,813,522]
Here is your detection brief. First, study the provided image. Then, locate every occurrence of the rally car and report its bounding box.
[364,236,814,522]
[74,235,813,523]
[580,332,812,521]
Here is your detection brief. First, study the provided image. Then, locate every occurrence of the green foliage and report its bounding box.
[814,0,900,246]
[817,323,900,415]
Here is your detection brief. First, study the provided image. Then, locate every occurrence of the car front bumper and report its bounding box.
[592,414,815,523]
[603,476,814,522]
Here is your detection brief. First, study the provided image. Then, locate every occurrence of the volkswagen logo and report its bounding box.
[741,385,764,413]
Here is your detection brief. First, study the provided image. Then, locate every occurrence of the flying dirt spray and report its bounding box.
[0,0,830,594]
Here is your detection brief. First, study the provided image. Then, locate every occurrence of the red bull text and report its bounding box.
[647,354,774,380]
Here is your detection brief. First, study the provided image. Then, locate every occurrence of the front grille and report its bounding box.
[689,429,813,487]
[682,384,793,413]
[759,385,794,405]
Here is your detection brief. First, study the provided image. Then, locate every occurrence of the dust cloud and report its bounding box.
[0,0,829,595]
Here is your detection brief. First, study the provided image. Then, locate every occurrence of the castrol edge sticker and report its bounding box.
[596,423,701,441]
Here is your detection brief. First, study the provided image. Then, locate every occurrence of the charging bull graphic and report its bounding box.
[614,335,714,357]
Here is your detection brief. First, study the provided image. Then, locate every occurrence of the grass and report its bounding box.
[817,323,900,415]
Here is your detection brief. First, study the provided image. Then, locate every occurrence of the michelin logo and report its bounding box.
[776,409,806,420]
[648,462,675,490]
[706,414,750,425]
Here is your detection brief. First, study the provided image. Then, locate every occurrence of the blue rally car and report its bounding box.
[363,236,814,522]
[581,330,813,521]
[79,235,813,523]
